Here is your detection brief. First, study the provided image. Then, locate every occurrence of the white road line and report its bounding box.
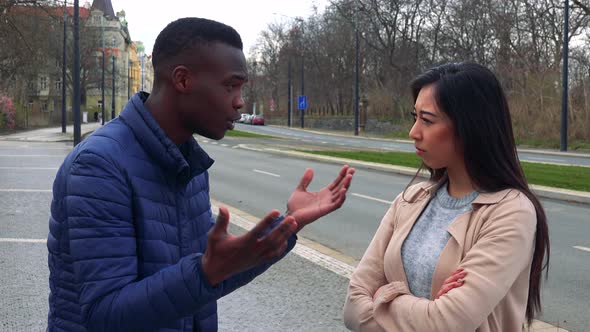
[0,154,61,157]
[232,145,240,149]
[0,189,52,192]
[0,167,58,170]
[0,238,46,244]
[253,169,281,177]
[574,246,590,253]
[221,144,229,147]
[351,192,392,205]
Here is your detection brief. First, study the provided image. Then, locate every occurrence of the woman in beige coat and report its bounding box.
[343,63,550,332]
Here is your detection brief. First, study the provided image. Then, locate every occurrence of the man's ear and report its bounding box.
[171,65,192,93]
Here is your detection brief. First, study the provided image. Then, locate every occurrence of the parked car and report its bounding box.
[243,114,254,124]
[237,113,250,123]
[251,115,265,125]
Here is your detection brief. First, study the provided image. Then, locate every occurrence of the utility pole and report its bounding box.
[101,15,105,125]
[140,53,145,91]
[127,56,131,100]
[300,56,304,128]
[561,0,569,151]
[354,9,360,136]
[287,58,292,127]
[73,0,81,145]
[111,36,116,120]
[61,1,67,133]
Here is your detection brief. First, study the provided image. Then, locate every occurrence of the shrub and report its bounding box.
[0,96,16,130]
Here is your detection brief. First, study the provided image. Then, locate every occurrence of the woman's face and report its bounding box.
[409,84,463,171]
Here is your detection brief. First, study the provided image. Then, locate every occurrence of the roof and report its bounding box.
[91,0,115,18]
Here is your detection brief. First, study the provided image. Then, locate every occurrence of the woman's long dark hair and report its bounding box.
[409,62,549,324]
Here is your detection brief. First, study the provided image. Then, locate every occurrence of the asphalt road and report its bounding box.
[236,123,590,167]
[1,136,588,331]
[0,140,350,332]
[205,136,590,332]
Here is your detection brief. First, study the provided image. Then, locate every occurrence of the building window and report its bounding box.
[40,76,47,90]
[55,79,62,91]
[97,100,103,108]
[41,102,49,112]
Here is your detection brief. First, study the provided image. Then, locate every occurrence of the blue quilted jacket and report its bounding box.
[47,92,295,331]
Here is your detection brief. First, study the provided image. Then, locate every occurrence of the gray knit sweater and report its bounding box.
[401,183,478,299]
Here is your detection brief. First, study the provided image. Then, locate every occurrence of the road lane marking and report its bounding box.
[0,154,62,157]
[0,189,52,192]
[253,169,281,177]
[351,192,392,205]
[0,167,58,170]
[0,238,46,244]
[574,246,590,252]
[221,144,229,147]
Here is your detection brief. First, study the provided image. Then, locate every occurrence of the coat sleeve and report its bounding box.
[370,193,537,331]
[66,151,225,331]
[343,200,399,332]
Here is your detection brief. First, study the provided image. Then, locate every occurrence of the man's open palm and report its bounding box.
[286,165,355,232]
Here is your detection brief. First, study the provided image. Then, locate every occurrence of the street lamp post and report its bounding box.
[141,53,146,91]
[100,15,105,125]
[274,13,304,128]
[61,1,67,133]
[561,0,569,151]
[300,54,304,128]
[127,57,131,100]
[73,0,81,145]
[354,1,360,136]
[111,36,116,120]
[287,58,292,127]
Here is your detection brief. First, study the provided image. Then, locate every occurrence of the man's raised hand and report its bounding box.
[286,165,355,232]
[201,206,298,286]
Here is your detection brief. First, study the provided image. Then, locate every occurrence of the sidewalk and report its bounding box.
[0,122,101,142]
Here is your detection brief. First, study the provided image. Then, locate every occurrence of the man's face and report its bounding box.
[178,42,247,140]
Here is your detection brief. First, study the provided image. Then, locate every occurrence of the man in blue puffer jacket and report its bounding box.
[47,17,355,332]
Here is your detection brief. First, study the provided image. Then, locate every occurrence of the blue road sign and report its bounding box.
[298,95,307,110]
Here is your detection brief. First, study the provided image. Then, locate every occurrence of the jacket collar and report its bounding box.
[119,92,214,183]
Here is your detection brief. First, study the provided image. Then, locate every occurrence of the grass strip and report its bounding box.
[300,150,590,192]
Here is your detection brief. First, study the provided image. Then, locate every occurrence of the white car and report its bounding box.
[237,113,250,123]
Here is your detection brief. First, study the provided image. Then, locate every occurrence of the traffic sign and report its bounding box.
[298,95,307,110]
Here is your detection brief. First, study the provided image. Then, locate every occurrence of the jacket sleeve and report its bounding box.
[343,201,399,332]
[370,193,537,331]
[66,151,225,331]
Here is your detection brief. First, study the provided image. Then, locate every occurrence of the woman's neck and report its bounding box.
[446,165,476,198]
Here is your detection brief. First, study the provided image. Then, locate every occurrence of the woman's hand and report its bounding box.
[435,268,467,299]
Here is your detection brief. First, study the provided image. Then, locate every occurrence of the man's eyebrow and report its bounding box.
[230,74,248,82]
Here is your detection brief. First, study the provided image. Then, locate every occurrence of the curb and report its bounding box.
[238,144,590,206]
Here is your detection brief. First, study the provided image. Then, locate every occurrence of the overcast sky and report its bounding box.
[110,0,329,57]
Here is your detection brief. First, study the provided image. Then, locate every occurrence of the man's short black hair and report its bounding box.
[152,17,243,70]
